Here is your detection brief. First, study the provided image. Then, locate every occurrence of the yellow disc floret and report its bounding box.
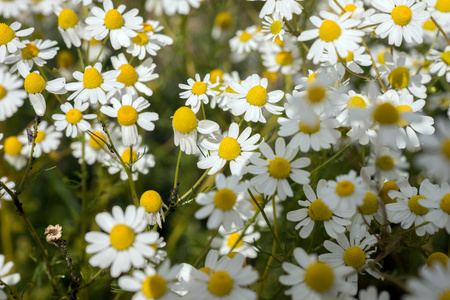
[299,118,321,134]
[215,11,232,29]
[389,67,410,89]
[358,192,379,215]
[132,32,149,46]
[0,23,15,45]
[227,232,243,248]
[140,190,163,213]
[0,84,6,99]
[396,104,413,127]
[379,181,399,204]
[336,180,355,197]
[142,23,154,33]
[441,139,450,160]
[109,224,135,250]
[427,252,449,267]
[83,67,103,89]
[4,136,23,156]
[210,69,224,84]
[304,262,334,292]
[239,31,252,42]
[441,51,450,65]
[142,274,167,299]
[246,85,267,106]
[268,156,291,179]
[440,193,450,214]
[218,137,241,161]
[24,73,46,94]
[343,51,354,62]
[308,199,333,221]
[377,155,394,170]
[104,9,124,30]
[214,188,236,210]
[57,50,75,68]
[373,102,399,125]
[423,20,437,31]
[347,96,366,108]
[408,195,429,215]
[116,64,138,87]
[344,246,366,268]
[192,81,207,95]
[270,20,283,34]
[307,86,326,103]
[122,149,138,164]
[58,8,79,29]
[208,271,233,296]
[435,0,450,12]
[439,290,450,300]
[65,109,82,124]
[21,43,39,59]
[117,105,138,126]
[173,106,197,134]
[89,131,106,149]
[35,131,45,143]
[276,51,293,66]
[391,5,412,26]
[319,20,342,42]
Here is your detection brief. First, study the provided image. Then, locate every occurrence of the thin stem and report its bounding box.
[179,169,210,202]
[17,117,39,193]
[77,47,85,70]
[0,278,19,299]
[80,134,88,261]
[362,39,387,92]
[193,228,219,268]
[431,16,450,45]
[93,35,109,65]
[80,269,104,289]
[310,143,351,175]
[174,150,182,189]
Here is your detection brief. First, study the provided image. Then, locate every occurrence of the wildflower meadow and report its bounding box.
[1,0,450,299]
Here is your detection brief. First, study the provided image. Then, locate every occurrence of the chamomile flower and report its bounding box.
[0,0,27,19]
[247,137,311,200]
[55,7,85,48]
[142,20,173,47]
[0,177,15,206]
[335,46,372,76]
[425,0,450,28]
[179,74,219,113]
[262,38,302,75]
[226,74,284,123]
[279,247,356,299]
[195,173,252,231]
[19,121,62,158]
[287,180,354,239]
[352,189,388,228]
[298,12,364,65]
[370,0,430,47]
[212,225,261,259]
[0,22,34,63]
[261,14,286,42]
[212,11,233,39]
[2,135,27,170]
[0,254,20,300]
[329,0,366,20]
[5,39,59,73]
[251,0,303,20]
[52,99,97,138]
[197,122,261,176]
[0,66,26,121]
[140,190,168,228]
[66,62,124,105]
[85,205,160,278]
[70,125,110,165]
[118,259,181,300]
[419,179,450,234]
[428,45,450,83]
[403,262,450,300]
[335,89,371,127]
[172,106,219,155]
[149,237,168,265]
[85,0,143,50]
[127,29,161,59]
[162,0,202,16]
[229,25,261,55]
[367,145,410,180]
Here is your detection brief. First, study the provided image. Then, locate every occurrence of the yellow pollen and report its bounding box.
[389,67,410,89]
[209,69,224,84]
[304,262,334,292]
[109,224,135,250]
[89,131,106,149]
[307,86,326,103]
[319,20,342,42]
[336,180,355,197]
[379,181,399,204]
[58,8,79,29]
[373,102,399,125]
[441,51,450,65]
[117,105,138,126]
[344,4,357,12]
[35,131,45,143]
[344,246,366,268]
[218,137,241,161]
[21,43,39,59]
[308,199,333,221]
[104,9,124,30]
[377,155,394,170]
[24,73,46,94]
[358,192,379,215]
[427,252,449,267]
[440,193,450,214]
[65,108,82,124]
[347,96,366,108]
[121,149,138,164]
[440,290,450,300]
[200,267,212,275]
[270,20,283,34]
[4,136,23,156]
[0,84,6,99]
[192,81,207,95]
[116,64,138,87]
[142,274,167,299]
[132,32,149,45]
[276,51,293,66]
[208,271,233,296]
[215,11,232,29]
[408,195,429,216]
[0,23,15,45]
[396,104,413,127]
[239,31,252,42]
[227,232,243,248]
[83,67,103,89]
[298,117,321,134]
[423,20,437,31]
[343,51,354,62]
[172,106,197,134]
[435,0,450,12]
[142,23,154,32]
[56,50,75,68]
[391,5,412,26]
[268,156,291,179]
[140,190,163,213]
[377,49,389,65]
[246,85,267,106]
[214,188,237,210]
[274,36,284,47]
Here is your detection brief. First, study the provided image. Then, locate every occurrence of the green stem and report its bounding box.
[174,149,182,189]
[193,228,219,267]
[0,278,19,299]
[17,118,39,193]
[93,35,109,65]
[77,47,85,70]
[80,134,88,261]
[431,16,450,45]
[310,143,351,175]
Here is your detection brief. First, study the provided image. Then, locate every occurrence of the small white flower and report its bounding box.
[0,66,26,121]
[139,190,168,229]
[55,7,85,48]
[322,170,366,211]
[0,21,34,63]
[261,13,286,42]
[52,99,97,138]
[179,73,219,113]
[18,121,62,158]
[251,0,303,21]
[427,45,450,83]
[5,39,59,73]
[212,225,261,259]
[0,254,20,300]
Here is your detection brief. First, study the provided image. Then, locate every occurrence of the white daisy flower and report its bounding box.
[370,0,430,47]
[5,39,59,73]
[248,190,284,228]
[85,0,143,50]
[0,0,27,19]
[52,99,97,138]
[250,0,303,21]
[55,7,85,48]
[366,146,409,180]
[279,247,356,299]
[403,262,450,300]
[329,0,366,20]
[100,94,159,146]
[0,177,15,206]
[171,106,219,155]
[0,21,34,63]
[142,20,173,47]
[261,38,302,75]
[118,259,181,300]
[334,46,372,76]
[352,189,388,229]
[194,173,253,231]
[179,73,219,114]
[335,89,371,127]
[247,137,311,200]
[261,13,286,42]
[162,0,202,16]
[0,66,26,121]
[19,121,62,158]
[0,254,20,300]
[419,179,450,234]
[357,286,390,300]
[85,205,160,278]
[140,190,168,229]
[427,45,450,83]
[30,0,63,16]
[298,11,364,65]
[214,70,242,111]
[287,180,354,239]
[197,122,261,176]
[212,225,261,259]
[227,73,284,123]
[66,62,124,105]
[148,236,168,265]
[229,25,262,55]
[425,0,450,28]
[126,29,161,59]
[2,135,27,170]
[211,11,233,39]
[70,125,110,165]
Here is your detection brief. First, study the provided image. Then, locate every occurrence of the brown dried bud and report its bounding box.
[44,224,63,244]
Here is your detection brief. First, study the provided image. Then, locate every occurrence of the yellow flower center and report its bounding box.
[83,67,103,89]
[24,73,46,94]
[0,23,15,45]
[423,20,437,31]
[344,246,366,268]
[117,105,138,126]
[65,108,83,125]
[307,72,317,82]
[200,267,212,275]
[4,136,22,156]
[442,139,450,160]
[268,156,291,179]
[218,137,241,161]
[246,85,267,106]
[58,8,79,29]
[427,252,449,267]
[304,262,334,292]
[440,290,450,300]
[116,64,138,87]
[239,31,252,42]
[307,86,326,103]
[379,181,398,204]
[373,102,399,125]
[391,5,412,26]
[343,51,354,62]
[214,188,236,210]
[225,85,237,94]
[435,0,450,12]
[376,155,394,170]
[142,274,167,299]
[172,106,197,134]
[140,190,163,213]
[0,84,6,99]
[344,4,357,13]
[35,131,45,143]
[21,43,39,59]
[441,51,450,65]
[270,20,283,34]
[251,195,264,211]
[121,149,138,164]
[56,50,75,68]
[104,9,124,30]
[396,104,413,127]
[377,49,389,65]
[408,195,429,216]
[298,117,321,134]
[192,81,207,95]
[274,36,284,47]
[336,180,355,197]
[132,32,149,46]
[358,192,379,215]
[389,66,410,89]
[263,70,278,82]
[440,193,450,214]
[319,20,342,42]
[215,11,232,29]
[208,271,233,296]
[227,232,243,248]
[109,224,135,250]
[276,51,293,66]
[89,131,106,149]
[142,23,154,32]
[209,69,224,84]
[347,96,366,108]
[308,199,333,221]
